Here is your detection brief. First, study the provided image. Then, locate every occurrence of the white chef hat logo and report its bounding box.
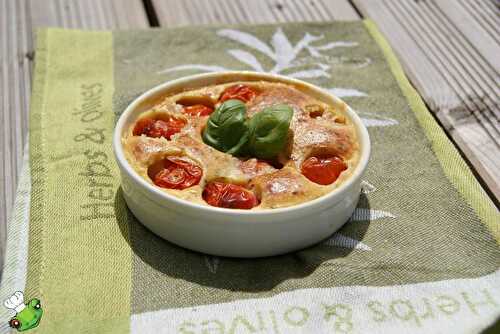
[4,291,26,313]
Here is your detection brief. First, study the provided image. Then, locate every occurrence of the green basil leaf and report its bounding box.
[202,99,249,155]
[247,104,293,159]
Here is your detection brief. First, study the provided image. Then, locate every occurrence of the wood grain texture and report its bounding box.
[434,0,500,72]
[29,0,149,29]
[458,0,500,46]
[0,0,148,272]
[353,0,500,202]
[151,0,360,26]
[0,0,33,274]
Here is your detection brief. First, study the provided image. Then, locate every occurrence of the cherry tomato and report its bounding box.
[182,104,214,116]
[132,118,155,136]
[203,181,259,209]
[133,117,186,139]
[301,156,347,185]
[153,157,202,190]
[219,85,257,103]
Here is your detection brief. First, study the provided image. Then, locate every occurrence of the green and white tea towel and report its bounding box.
[0,21,499,333]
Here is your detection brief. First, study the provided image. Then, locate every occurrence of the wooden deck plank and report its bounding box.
[353,0,500,202]
[459,0,500,45]
[316,0,361,20]
[30,0,149,29]
[0,0,34,273]
[0,0,148,271]
[151,0,360,26]
[238,1,279,24]
[434,0,500,72]
[397,0,499,122]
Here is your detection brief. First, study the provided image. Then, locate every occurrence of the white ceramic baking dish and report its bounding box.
[113,71,370,257]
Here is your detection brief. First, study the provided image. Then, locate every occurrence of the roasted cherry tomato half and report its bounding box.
[301,156,347,185]
[203,181,259,209]
[219,85,257,103]
[133,117,187,139]
[182,104,214,117]
[153,157,202,190]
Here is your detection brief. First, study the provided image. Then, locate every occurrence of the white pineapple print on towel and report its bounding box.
[158,27,397,126]
[158,28,367,98]
[357,111,399,127]
[204,256,220,274]
[324,180,396,252]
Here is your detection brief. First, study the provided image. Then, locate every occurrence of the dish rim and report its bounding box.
[113,71,370,217]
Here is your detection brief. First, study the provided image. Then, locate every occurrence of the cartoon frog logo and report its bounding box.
[4,291,43,331]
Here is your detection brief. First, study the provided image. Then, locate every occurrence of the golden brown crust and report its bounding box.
[249,167,326,209]
[122,81,360,209]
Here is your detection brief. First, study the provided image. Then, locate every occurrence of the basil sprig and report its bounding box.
[202,99,249,155]
[247,104,293,159]
[202,100,293,159]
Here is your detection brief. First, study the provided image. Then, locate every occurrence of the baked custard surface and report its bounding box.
[122,81,360,209]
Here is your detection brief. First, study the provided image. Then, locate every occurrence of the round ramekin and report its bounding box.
[113,71,370,258]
